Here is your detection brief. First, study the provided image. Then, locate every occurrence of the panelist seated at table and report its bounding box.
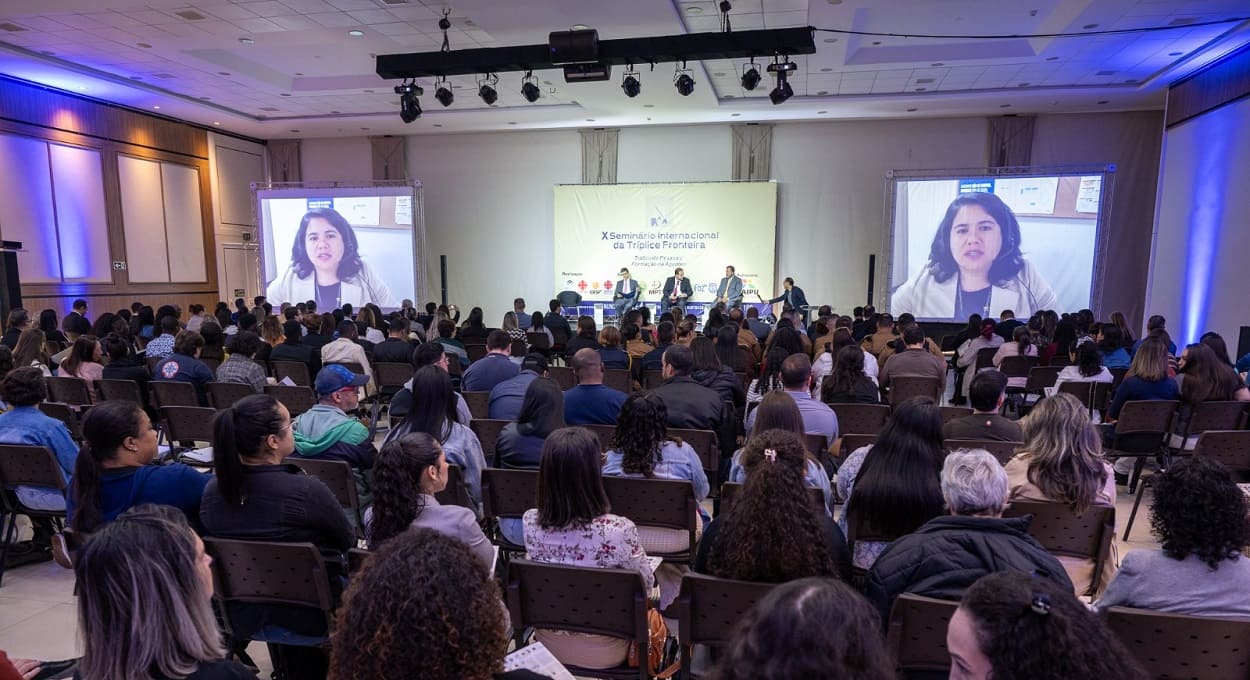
[661,267,694,314]
[715,265,744,309]
[613,268,640,320]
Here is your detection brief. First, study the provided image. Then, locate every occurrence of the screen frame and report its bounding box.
[882,165,1115,322]
[250,180,426,311]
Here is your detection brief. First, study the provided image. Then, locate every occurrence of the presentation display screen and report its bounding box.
[256,186,417,310]
[887,174,1108,322]
[553,182,777,306]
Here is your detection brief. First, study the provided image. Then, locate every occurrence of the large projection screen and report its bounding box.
[255,184,422,310]
[553,182,777,307]
[885,168,1112,322]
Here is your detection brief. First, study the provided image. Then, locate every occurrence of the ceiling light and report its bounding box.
[1083,23,1099,29]
[621,70,641,98]
[521,71,541,102]
[213,122,220,125]
[239,38,254,45]
[767,59,796,105]
[152,105,160,109]
[348,29,364,37]
[434,77,453,106]
[686,6,702,14]
[741,62,761,90]
[1168,51,1182,56]
[478,73,498,105]
[674,62,695,96]
[394,81,422,123]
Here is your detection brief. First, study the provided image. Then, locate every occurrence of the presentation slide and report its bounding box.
[553,182,777,306]
[887,174,1106,322]
[257,187,416,310]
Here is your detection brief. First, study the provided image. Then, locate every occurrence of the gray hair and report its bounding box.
[941,449,1009,516]
[75,505,225,680]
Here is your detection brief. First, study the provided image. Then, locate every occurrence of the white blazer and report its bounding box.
[890,259,1058,320]
[266,260,396,308]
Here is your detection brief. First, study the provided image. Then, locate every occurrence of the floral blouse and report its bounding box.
[522,510,655,591]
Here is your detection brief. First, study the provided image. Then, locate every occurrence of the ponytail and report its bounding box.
[211,394,286,505]
[72,401,144,533]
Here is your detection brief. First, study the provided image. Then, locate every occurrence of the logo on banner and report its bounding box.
[591,281,601,291]
[577,280,588,292]
[646,196,673,228]
[604,280,614,291]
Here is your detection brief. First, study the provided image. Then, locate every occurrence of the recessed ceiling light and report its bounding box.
[295,72,304,76]
[136,43,152,49]
[931,62,944,66]
[1168,51,1182,56]
[1018,82,1030,87]
[643,104,654,108]
[731,113,740,116]
[213,122,220,125]
[360,127,369,130]
[820,67,832,72]
[289,129,299,133]
[817,110,828,114]
[280,93,291,96]
[508,121,517,125]
[364,89,374,93]
[218,71,231,75]
[572,24,589,30]
[433,123,442,127]
[239,38,254,45]
[999,104,1011,108]
[823,37,838,43]
[714,72,726,77]
[916,87,927,91]
[1097,100,1109,104]
[906,107,918,112]
[685,6,702,14]
[871,40,881,45]
[1045,56,1059,61]
[586,118,595,122]
[348,29,364,36]
[1083,23,1099,29]
[152,105,160,109]
[816,90,828,95]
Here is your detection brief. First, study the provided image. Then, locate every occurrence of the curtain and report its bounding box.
[370,136,407,181]
[580,129,618,184]
[267,139,301,183]
[732,124,773,180]
[988,116,1035,167]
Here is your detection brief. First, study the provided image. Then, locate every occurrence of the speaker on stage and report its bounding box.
[0,244,22,323]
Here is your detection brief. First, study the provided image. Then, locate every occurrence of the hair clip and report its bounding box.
[1029,593,1051,616]
[763,448,777,463]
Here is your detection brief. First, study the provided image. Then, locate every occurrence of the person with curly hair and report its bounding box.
[710,577,894,680]
[330,528,540,680]
[728,391,833,512]
[1094,457,1250,617]
[743,344,790,423]
[1006,391,1117,596]
[949,570,1146,680]
[698,429,849,582]
[367,432,492,569]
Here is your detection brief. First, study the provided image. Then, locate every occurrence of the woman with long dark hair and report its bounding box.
[89,311,118,342]
[75,506,254,680]
[690,336,745,408]
[59,334,104,400]
[524,426,654,669]
[991,325,1038,389]
[496,377,565,469]
[37,309,69,346]
[67,400,207,534]
[744,344,790,419]
[820,345,880,404]
[11,328,51,376]
[838,396,945,572]
[197,319,227,362]
[699,429,848,581]
[458,306,488,341]
[728,391,833,511]
[367,432,492,568]
[564,315,602,355]
[383,365,487,508]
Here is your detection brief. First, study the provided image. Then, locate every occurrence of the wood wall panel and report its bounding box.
[1166,43,1250,128]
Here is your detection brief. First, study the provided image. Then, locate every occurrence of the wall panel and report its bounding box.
[162,163,208,282]
[117,155,171,283]
[0,133,61,283]
[49,143,111,282]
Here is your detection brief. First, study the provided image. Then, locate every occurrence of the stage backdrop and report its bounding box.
[553,182,777,305]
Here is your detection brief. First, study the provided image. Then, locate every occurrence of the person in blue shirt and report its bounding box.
[0,366,79,512]
[153,330,215,406]
[460,330,519,392]
[563,348,627,426]
[488,354,547,421]
[66,400,209,534]
[602,392,709,501]
[1098,325,1132,370]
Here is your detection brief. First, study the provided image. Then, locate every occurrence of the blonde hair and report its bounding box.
[1127,338,1169,382]
[598,325,622,349]
[1019,392,1107,514]
[501,311,519,332]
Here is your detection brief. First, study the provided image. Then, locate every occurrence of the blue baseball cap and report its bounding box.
[314,364,369,395]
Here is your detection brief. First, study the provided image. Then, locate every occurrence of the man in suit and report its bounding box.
[613,267,640,320]
[715,265,744,309]
[62,299,91,339]
[763,277,810,324]
[661,267,694,316]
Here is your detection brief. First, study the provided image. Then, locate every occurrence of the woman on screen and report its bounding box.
[265,207,395,309]
[890,192,1058,321]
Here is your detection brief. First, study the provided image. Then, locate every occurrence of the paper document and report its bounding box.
[503,642,576,680]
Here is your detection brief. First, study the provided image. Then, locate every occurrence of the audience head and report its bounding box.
[465,306,484,328]
[368,433,447,549]
[259,315,283,345]
[1151,457,1250,570]
[12,328,48,367]
[536,427,610,529]
[412,341,448,371]
[690,336,721,372]
[101,332,130,361]
[211,395,292,505]
[225,330,260,359]
[405,365,460,441]
[1146,314,1167,332]
[237,313,257,332]
[822,345,869,403]
[571,347,604,383]
[333,320,356,340]
[6,308,29,331]
[437,318,455,339]
[621,322,640,342]
[330,528,508,680]
[876,314,894,331]
[516,378,565,439]
[314,364,368,414]
[770,327,806,357]
[780,352,812,390]
[75,506,226,680]
[950,571,1146,680]
[1018,392,1104,513]
[942,449,1009,517]
[72,299,87,314]
[1,365,46,407]
[501,311,519,332]
[1071,340,1104,378]
[1128,337,1169,381]
[90,312,118,339]
[38,309,59,336]
[173,330,204,358]
[1199,331,1233,365]
[61,334,101,376]
[576,315,596,338]
[199,320,223,349]
[968,370,1008,413]
[597,325,622,350]
[520,352,548,375]
[662,344,694,378]
[70,400,158,534]
[751,390,805,439]
[485,329,511,353]
[530,311,545,331]
[317,312,336,336]
[714,324,740,366]
[655,320,675,345]
[281,319,303,343]
[1178,341,1243,403]
[845,397,945,539]
[611,392,669,478]
[712,577,894,680]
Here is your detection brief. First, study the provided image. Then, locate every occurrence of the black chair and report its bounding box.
[45,376,92,406]
[151,380,200,409]
[886,593,960,677]
[96,378,147,409]
[37,402,84,443]
[481,468,538,553]
[461,391,491,420]
[829,403,890,434]
[888,376,942,408]
[286,457,362,532]
[469,419,510,468]
[433,464,475,511]
[161,406,217,465]
[207,381,258,409]
[674,573,778,678]
[271,360,312,387]
[1107,400,1178,494]
[1104,606,1250,680]
[0,444,67,587]
[603,476,699,564]
[603,368,633,394]
[548,365,576,390]
[264,384,318,417]
[670,428,719,506]
[1003,500,1116,597]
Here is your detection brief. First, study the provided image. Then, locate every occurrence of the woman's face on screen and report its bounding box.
[949,204,1002,277]
[304,217,345,279]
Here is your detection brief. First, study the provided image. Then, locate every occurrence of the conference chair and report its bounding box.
[95,379,147,409]
[1003,500,1116,597]
[45,376,92,407]
[1106,400,1178,494]
[584,424,616,453]
[461,391,491,420]
[937,405,973,426]
[433,464,475,511]
[548,365,576,390]
[674,573,779,678]
[1104,606,1250,680]
[271,360,312,387]
[264,384,317,417]
[160,406,217,465]
[0,444,67,587]
[670,427,719,509]
[1123,429,1250,542]
[602,368,633,394]
[150,380,199,409]
[974,347,997,372]
[481,468,539,553]
[469,419,509,468]
[886,593,959,679]
[36,402,84,444]
[602,476,699,564]
[887,376,942,408]
[207,381,257,409]
[286,457,363,535]
[829,403,890,435]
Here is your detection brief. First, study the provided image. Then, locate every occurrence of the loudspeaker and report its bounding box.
[866,254,876,306]
[0,250,21,322]
[440,254,448,306]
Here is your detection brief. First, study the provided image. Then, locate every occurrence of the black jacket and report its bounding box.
[693,366,745,408]
[200,463,355,553]
[271,340,321,376]
[373,337,416,365]
[650,375,733,458]
[865,515,1072,625]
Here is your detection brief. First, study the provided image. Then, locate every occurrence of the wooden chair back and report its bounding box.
[46,376,92,406]
[432,464,474,510]
[287,457,361,528]
[264,384,318,417]
[469,419,510,468]
[886,593,960,676]
[603,368,633,394]
[1024,366,1061,392]
[202,538,335,642]
[482,468,539,550]
[670,428,719,497]
[1003,500,1116,596]
[96,379,145,406]
[829,403,890,435]
[548,365,576,390]
[974,346,998,371]
[151,380,199,409]
[888,376,942,407]
[1193,430,1250,473]
[675,573,778,676]
[271,360,312,387]
[461,391,491,420]
[37,402,84,442]
[1105,606,1250,680]
[207,381,256,409]
[602,476,698,563]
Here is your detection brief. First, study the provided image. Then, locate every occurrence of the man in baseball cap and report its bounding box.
[291,365,377,505]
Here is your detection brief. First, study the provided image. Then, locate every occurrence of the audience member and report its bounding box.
[622,322,650,362]
[865,449,1072,623]
[746,353,838,450]
[642,321,674,371]
[58,334,104,401]
[216,331,268,393]
[943,370,1023,441]
[522,427,654,669]
[185,303,206,333]
[271,319,321,377]
[858,314,897,358]
[954,320,1004,401]
[991,325,1037,388]
[729,391,834,510]
[1173,341,1250,447]
[1055,340,1114,390]
[820,345,880,404]
[564,315,602,356]
[388,342,473,424]
[100,332,151,409]
[0,367,80,518]
[153,331,214,406]
[595,325,629,370]
[500,311,528,350]
[698,429,848,581]
[461,330,519,392]
[563,348,627,425]
[301,313,336,355]
[1006,392,1116,595]
[690,336,744,408]
[38,309,69,346]
[1097,324,1131,369]
[880,325,947,393]
[292,365,377,505]
[12,328,51,376]
[651,345,728,455]
[434,318,469,366]
[488,353,547,421]
[1132,314,1175,355]
[496,377,565,470]
[372,316,415,364]
[67,401,208,534]
[744,344,789,418]
[62,300,91,338]
[528,311,554,349]
[543,299,572,342]
[1095,457,1250,617]
[1,308,30,349]
[950,571,1146,680]
[838,397,946,572]
[457,306,488,342]
[1107,337,1180,480]
[74,506,254,680]
[144,315,180,359]
[321,320,375,391]
[711,578,895,680]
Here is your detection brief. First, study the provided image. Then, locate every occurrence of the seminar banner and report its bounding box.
[553,182,777,303]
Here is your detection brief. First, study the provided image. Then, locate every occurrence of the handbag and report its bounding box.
[627,607,679,678]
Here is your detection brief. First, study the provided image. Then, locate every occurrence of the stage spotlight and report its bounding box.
[741,62,761,90]
[769,77,793,105]
[434,77,453,107]
[622,71,641,98]
[674,62,695,96]
[521,71,541,102]
[393,81,423,123]
[478,73,498,105]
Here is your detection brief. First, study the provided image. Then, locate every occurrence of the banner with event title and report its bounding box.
[553,182,777,304]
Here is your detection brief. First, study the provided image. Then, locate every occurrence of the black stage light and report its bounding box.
[741,62,761,90]
[394,82,422,123]
[478,73,499,105]
[622,72,641,97]
[522,80,541,102]
[769,77,793,105]
[434,78,453,107]
[674,72,695,96]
